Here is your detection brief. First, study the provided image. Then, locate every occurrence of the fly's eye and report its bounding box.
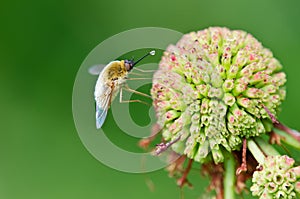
[124,60,134,71]
[124,63,130,71]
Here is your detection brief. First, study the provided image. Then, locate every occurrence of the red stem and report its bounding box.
[177,159,193,188]
[236,139,247,175]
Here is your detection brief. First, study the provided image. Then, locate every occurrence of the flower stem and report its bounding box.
[247,139,265,165]
[274,122,300,142]
[236,139,247,175]
[224,151,236,199]
[254,137,280,156]
[273,128,300,150]
[177,159,193,188]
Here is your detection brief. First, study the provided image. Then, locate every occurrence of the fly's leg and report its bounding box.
[119,87,150,106]
[126,77,153,81]
[123,85,151,98]
[129,72,147,76]
[129,69,155,78]
[132,68,156,73]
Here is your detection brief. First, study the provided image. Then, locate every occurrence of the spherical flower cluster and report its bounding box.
[151,27,286,163]
[251,155,300,198]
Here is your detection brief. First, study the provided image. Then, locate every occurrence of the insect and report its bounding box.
[89,50,156,129]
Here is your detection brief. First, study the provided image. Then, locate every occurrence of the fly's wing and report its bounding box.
[95,83,114,129]
[88,64,106,75]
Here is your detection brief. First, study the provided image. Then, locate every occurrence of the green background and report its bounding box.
[1,0,300,198]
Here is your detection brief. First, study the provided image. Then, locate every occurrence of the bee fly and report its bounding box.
[89,50,156,129]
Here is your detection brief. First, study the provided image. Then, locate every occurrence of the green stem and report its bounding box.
[247,139,265,165]
[273,128,300,150]
[254,137,280,156]
[224,151,235,199]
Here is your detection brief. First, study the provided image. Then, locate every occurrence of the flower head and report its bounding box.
[151,27,286,163]
[250,155,300,198]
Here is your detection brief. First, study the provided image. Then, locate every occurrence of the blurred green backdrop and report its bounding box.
[1,0,300,198]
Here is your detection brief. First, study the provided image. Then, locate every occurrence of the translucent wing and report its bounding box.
[88,64,106,75]
[95,83,114,129]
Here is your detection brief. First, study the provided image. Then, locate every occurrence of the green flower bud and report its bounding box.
[151,27,286,163]
[251,155,300,198]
